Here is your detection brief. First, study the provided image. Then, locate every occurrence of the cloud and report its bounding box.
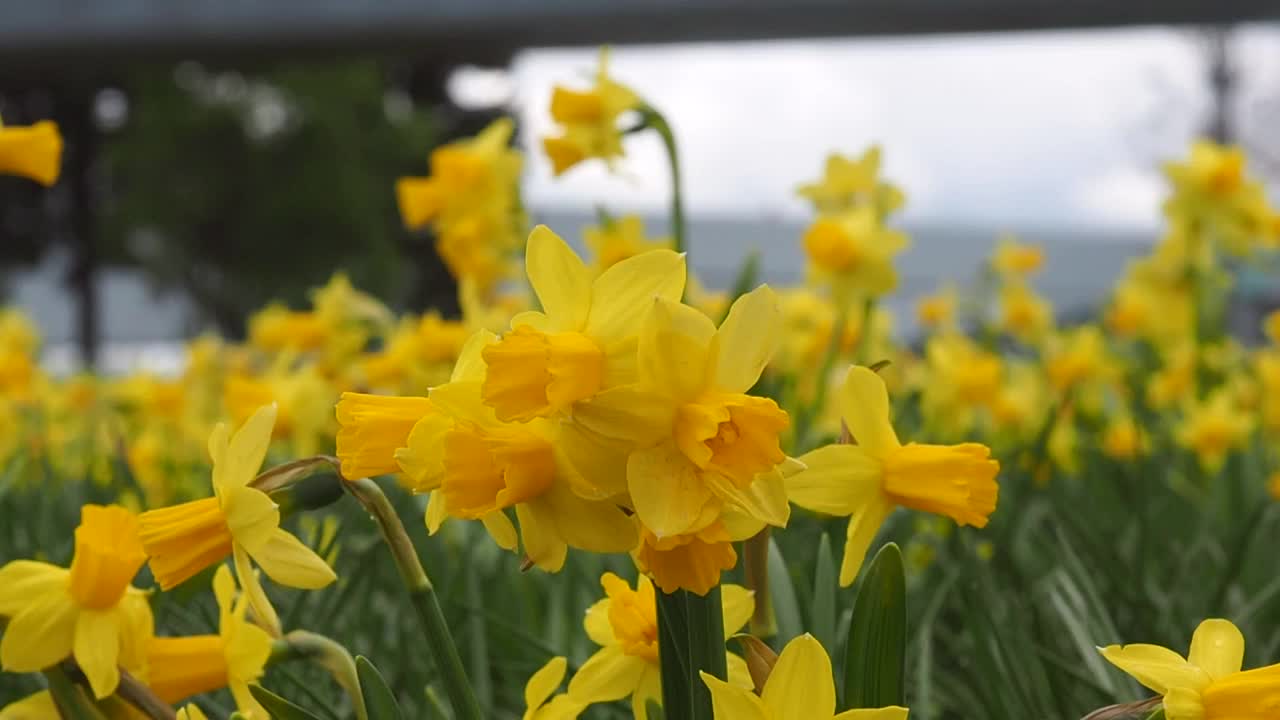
[1071,166,1164,232]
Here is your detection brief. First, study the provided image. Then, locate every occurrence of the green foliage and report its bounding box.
[249,683,325,720]
[843,543,907,711]
[356,656,404,720]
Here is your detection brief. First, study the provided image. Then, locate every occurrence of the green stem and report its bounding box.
[657,587,726,720]
[45,665,108,720]
[270,630,370,720]
[743,529,776,638]
[344,477,483,720]
[642,106,686,256]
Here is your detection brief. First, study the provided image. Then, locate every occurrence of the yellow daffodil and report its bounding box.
[1043,326,1107,396]
[631,517,755,595]
[584,215,670,273]
[138,404,336,631]
[0,505,153,699]
[788,366,999,584]
[568,572,755,718]
[802,207,909,300]
[0,120,62,186]
[480,225,685,423]
[361,312,469,393]
[396,117,523,231]
[1176,392,1253,473]
[523,656,587,720]
[1102,417,1146,461]
[796,146,904,216]
[335,391,437,479]
[915,286,956,331]
[990,236,1043,276]
[398,331,638,571]
[542,47,640,175]
[223,365,335,457]
[0,692,58,719]
[1101,618,1280,720]
[178,706,208,720]
[701,634,908,720]
[570,285,791,542]
[148,566,273,717]
[997,283,1053,344]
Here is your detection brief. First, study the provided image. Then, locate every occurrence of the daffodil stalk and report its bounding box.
[656,586,728,720]
[269,630,368,720]
[637,105,686,255]
[343,476,483,720]
[744,530,776,638]
[45,665,108,720]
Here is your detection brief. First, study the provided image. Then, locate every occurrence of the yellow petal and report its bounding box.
[632,665,663,720]
[395,413,453,492]
[425,492,449,534]
[0,691,59,720]
[628,443,718,539]
[517,503,569,572]
[762,634,836,719]
[482,511,520,551]
[1099,643,1210,695]
[527,226,591,331]
[727,652,753,688]
[177,705,210,720]
[554,421,633,499]
[839,495,894,586]
[1163,687,1205,720]
[230,679,270,720]
[542,485,638,554]
[1188,619,1244,680]
[0,588,77,673]
[221,403,277,488]
[788,444,883,516]
[429,381,495,426]
[73,609,121,699]
[720,584,756,636]
[233,546,281,635]
[116,591,155,674]
[713,285,781,393]
[586,249,687,346]
[226,621,273,688]
[834,707,911,720]
[0,121,63,186]
[583,598,615,646]
[567,644,646,702]
[570,386,676,449]
[837,367,900,456]
[452,329,499,382]
[0,561,67,616]
[221,485,280,554]
[638,298,717,401]
[525,656,568,711]
[207,422,230,477]
[705,469,790,528]
[249,528,337,589]
[701,671,769,720]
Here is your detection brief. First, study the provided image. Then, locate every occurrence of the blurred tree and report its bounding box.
[99,59,442,337]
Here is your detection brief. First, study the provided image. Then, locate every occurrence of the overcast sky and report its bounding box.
[504,25,1280,235]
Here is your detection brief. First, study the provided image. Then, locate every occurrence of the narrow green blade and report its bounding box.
[842,542,907,710]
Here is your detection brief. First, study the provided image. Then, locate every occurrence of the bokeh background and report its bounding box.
[2,2,1279,369]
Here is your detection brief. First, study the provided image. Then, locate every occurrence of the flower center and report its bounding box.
[68,505,147,610]
[147,635,230,704]
[481,325,604,422]
[441,422,557,518]
[674,395,789,487]
[881,443,999,527]
[803,218,862,272]
[601,575,659,663]
[634,522,737,596]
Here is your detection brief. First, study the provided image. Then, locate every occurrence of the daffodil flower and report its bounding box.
[398,330,638,571]
[0,505,152,699]
[148,565,274,718]
[571,285,791,540]
[787,366,999,585]
[1175,391,1254,473]
[0,119,62,186]
[567,572,755,719]
[796,146,903,216]
[700,633,908,720]
[584,215,671,273]
[336,391,437,479]
[396,117,523,231]
[138,404,336,630]
[1100,618,1280,719]
[480,225,684,425]
[523,656,587,720]
[801,206,909,300]
[542,47,640,176]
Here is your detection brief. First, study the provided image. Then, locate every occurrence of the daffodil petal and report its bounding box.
[425,492,448,535]
[543,484,638,554]
[233,545,281,635]
[452,329,498,382]
[1188,619,1244,680]
[0,589,77,673]
[727,652,753,688]
[73,609,121,699]
[721,584,756,637]
[527,226,591,330]
[762,634,837,719]
[632,665,663,720]
[570,386,676,449]
[834,707,911,720]
[0,691,58,720]
[568,644,646,703]
[628,443,718,539]
[584,598,615,647]
[701,671,769,720]
[839,494,894,586]
[705,469,790,528]
[586,249,687,346]
[223,403,277,488]
[713,285,781,393]
[525,656,568,710]
[788,444,883,516]
[554,421,632,500]
[0,562,68,616]
[482,511,519,552]
[230,679,269,719]
[429,381,496,426]
[638,297,716,401]
[249,528,337,589]
[837,366,900,456]
[1099,643,1210,695]
[221,485,280,554]
[517,503,568,572]
[1163,687,1205,720]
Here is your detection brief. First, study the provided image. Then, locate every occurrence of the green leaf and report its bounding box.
[357,656,405,720]
[1146,710,1166,720]
[248,684,325,720]
[655,589,692,720]
[646,699,666,720]
[44,667,108,720]
[767,537,804,644]
[842,542,907,710]
[811,533,838,656]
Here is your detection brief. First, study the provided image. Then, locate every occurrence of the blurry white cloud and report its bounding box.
[1071,166,1165,231]
[510,27,1226,231]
